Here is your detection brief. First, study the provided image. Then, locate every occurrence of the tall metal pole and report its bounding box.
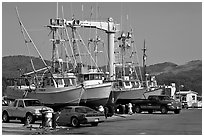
[107,32,115,80]
[107,18,116,80]
[142,39,147,87]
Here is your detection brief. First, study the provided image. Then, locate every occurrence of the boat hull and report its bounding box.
[6,86,83,106]
[80,82,112,107]
[112,87,164,102]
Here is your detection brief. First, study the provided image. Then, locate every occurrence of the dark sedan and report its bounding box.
[56,106,105,127]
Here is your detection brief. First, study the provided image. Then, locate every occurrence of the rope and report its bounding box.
[76,30,101,72]
[131,31,143,82]
[64,25,77,69]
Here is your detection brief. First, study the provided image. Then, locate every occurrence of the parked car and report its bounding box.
[56,106,105,127]
[131,95,182,114]
[2,98,53,124]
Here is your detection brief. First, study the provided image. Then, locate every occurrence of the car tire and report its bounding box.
[91,122,98,126]
[161,106,168,114]
[71,117,80,127]
[25,113,34,124]
[174,110,180,114]
[2,111,9,123]
[135,106,141,113]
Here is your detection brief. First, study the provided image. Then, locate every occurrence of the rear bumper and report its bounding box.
[81,116,105,124]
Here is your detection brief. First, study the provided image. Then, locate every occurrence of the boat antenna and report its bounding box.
[142,39,147,87]
[56,2,59,18]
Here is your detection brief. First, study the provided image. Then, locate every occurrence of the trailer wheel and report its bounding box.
[161,106,168,114]
[135,105,141,113]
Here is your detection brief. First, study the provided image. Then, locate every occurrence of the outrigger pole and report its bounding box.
[15,7,56,85]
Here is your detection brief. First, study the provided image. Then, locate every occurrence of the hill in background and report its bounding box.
[2,55,202,95]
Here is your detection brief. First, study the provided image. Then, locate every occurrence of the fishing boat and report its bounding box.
[108,31,163,105]
[65,17,115,107]
[6,6,118,108]
[5,8,84,108]
[78,68,112,106]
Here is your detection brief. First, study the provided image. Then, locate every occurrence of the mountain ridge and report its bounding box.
[2,55,202,95]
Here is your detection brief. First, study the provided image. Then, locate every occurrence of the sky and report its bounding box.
[2,2,202,66]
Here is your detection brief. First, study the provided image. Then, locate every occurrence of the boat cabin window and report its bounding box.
[90,74,94,80]
[84,75,89,80]
[118,81,123,87]
[70,78,76,86]
[131,81,140,88]
[83,74,103,81]
[55,78,63,86]
[124,81,131,86]
[131,82,136,88]
[64,78,76,87]
[94,74,102,80]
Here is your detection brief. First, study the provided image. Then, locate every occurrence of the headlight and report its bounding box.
[34,110,41,114]
[167,103,172,106]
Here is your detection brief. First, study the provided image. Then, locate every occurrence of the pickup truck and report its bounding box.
[131,95,182,114]
[2,98,53,124]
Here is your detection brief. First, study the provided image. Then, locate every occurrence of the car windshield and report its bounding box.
[24,100,42,107]
[75,107,96,113]
[159,96,171,101]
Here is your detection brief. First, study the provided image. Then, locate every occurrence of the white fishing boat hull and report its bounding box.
[112,87,163,101]
[80,82,112,106]
[6,85,83,106]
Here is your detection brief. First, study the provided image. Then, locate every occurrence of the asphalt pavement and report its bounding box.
[2,108,202,135]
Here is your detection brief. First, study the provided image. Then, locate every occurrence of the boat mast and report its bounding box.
[65,17,120,80]
[71,25,77,72]
[118,31,132,79]
[142,39,147,87]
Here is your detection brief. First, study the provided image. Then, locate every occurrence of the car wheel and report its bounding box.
[161,106,168,114]
[2,111,9,123]
[71,117,80,127]
[135,106,141,113]
[91,122,98,126]
[25,113,34,124]
[174,110,180,114]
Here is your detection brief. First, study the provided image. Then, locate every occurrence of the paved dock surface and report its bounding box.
[2,109,202,135]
